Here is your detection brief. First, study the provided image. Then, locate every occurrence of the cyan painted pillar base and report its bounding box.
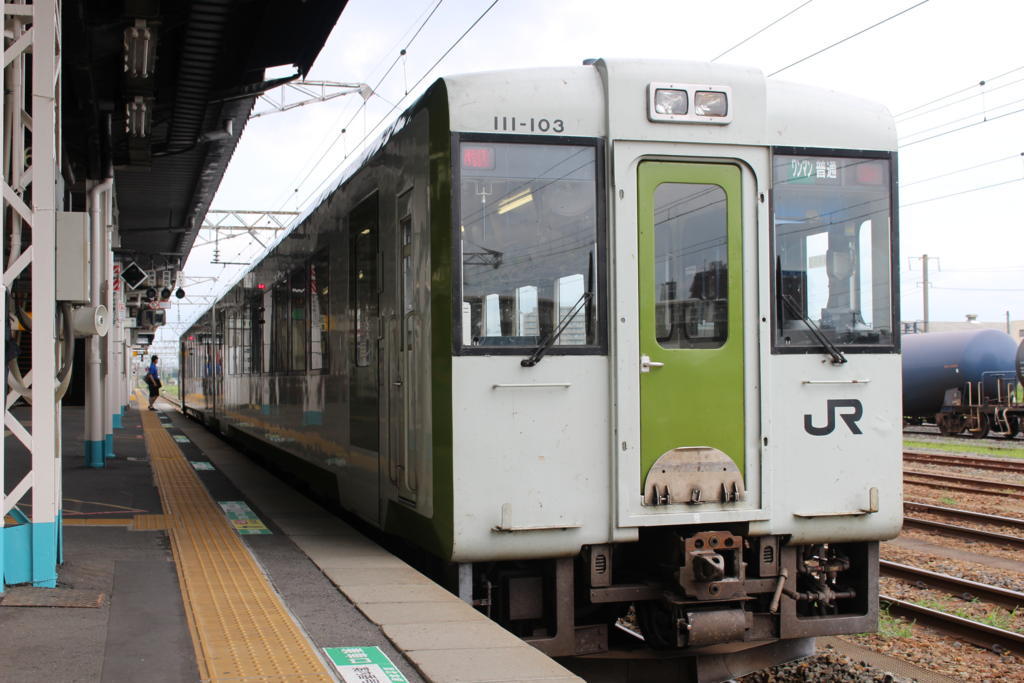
[85,440,105,468]
[2,518,58,589]
[302,411,323,426]
[261,404,271,415]
[112,408,123,429]
[104,433,115,459]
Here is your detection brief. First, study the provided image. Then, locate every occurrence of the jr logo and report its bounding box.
[804,399,863,436]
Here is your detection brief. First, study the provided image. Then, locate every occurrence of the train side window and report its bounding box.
[310,252,330,372]
[349,194,380,451]
[272,283,289,372]
[653,182,729,349]
[251,297,264,374]
[515,285,539,337]
[555,274,587,345]
[290,267,307,372]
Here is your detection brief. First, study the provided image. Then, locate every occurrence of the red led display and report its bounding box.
[856,163,885,185]
[462,146,495,170]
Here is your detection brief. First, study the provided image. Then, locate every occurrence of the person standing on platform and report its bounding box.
[145,354,161,410]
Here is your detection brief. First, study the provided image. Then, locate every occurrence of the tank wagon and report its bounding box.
[180,59,901,675]
[903,329,1024,437]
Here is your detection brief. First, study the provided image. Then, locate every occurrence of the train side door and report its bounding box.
[387,190,418,504]
[636,162,746,504]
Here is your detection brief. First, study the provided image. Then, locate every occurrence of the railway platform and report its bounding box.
[0,397,581,683]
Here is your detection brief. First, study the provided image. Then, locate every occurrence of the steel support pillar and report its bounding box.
[103,203,115,457]
[1,0,63,591]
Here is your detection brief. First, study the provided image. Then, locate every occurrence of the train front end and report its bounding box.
[445,59,901,670]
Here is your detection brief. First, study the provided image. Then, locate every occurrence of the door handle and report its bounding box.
[640,355,665,373]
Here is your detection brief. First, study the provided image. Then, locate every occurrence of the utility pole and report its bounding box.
[909,254,940,332]
[922,254,929,333]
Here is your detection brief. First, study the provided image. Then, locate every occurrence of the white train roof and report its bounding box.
[444,58,897,152]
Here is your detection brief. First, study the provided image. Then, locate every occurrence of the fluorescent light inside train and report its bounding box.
[497,189,533,215]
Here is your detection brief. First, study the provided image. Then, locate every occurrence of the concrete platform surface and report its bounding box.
[4,402,583,682]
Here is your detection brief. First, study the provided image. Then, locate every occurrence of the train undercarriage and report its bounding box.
[931,381,1023,438]
[467,530,877,678]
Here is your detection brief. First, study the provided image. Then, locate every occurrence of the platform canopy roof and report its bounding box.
[62,0,348,276]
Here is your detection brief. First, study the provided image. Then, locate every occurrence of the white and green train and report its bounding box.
[181,59,901,675]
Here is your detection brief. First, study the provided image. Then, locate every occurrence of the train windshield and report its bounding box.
[457,140,600,350]
[772,154,894,351]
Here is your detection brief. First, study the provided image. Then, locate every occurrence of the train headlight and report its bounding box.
[648,82,733,124]
[694,90,728,117]
[653,88,688,116]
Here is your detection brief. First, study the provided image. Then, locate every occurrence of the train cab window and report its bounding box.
[652,183,728,349]
[457,139,602,352]
[772,154,894,351]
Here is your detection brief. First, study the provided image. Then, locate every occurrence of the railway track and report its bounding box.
[902,501,1024,549]
[881,594,1024,654]
[880,560,1024,611]
[904,450,1024,474]
[904,426,1022,444]
[903,469,1024,499]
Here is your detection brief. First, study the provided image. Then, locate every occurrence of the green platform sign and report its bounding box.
[323,646,408,683]
[218,501,271,535]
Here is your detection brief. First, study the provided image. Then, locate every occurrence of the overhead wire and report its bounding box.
[899,94,1024,141]
[894,65,1024,118]
[272,0,449,212]
[768,0,931,78]
[899,104,1024,147]
[710,0,815,63]
[896,74,1024,124]
[292,0,502,214]
[269,0,443,210]
[218,0,499,271]
[901,176,1024,208]
[899,152,1023,188]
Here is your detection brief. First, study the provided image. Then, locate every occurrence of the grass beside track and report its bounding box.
[904,439,1024,460]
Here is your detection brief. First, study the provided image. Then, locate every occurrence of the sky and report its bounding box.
[154,0,1024,352]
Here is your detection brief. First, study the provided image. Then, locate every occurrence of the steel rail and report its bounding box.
[904,468,1024,498]
[880,594,1024,654]
[904,501,1024,533]
[880,560,1024,611]
[903,475,1024,500]
[904,426,1022,444]
[904,450,1024,474]
[902,515,1024,550]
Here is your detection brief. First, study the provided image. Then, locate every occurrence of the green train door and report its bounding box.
[637,162,745,503]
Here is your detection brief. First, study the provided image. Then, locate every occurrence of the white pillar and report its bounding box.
[85,179,111,467]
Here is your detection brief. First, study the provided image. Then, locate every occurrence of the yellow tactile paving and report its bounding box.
[131,513,168,530]
[138,398,333,682]
[62,518,133,527]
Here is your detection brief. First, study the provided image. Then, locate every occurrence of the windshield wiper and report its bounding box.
[521,292,592,368]
[781,294,847,365]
